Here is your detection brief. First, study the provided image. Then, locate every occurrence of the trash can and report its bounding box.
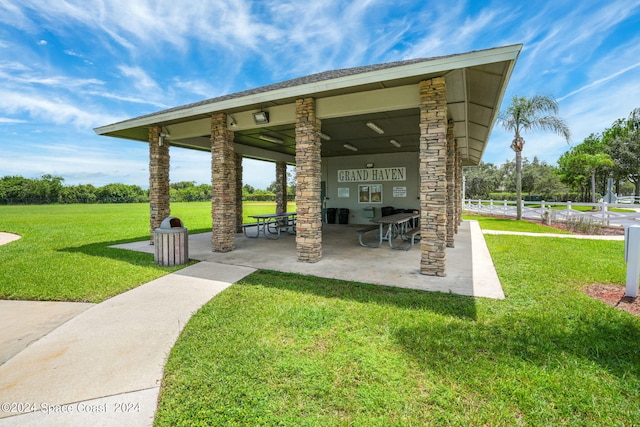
[154,216,189,266]
[381,206,394,217]
[326,208,337,224]
[338,208,349,224]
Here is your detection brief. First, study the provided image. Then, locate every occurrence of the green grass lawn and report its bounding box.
[2,204,639,424]
[462,213,572,234]
[155,215,640,426]
[0,202,291,302]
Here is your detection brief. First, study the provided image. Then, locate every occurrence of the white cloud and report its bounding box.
[0,117,26,123]
[118,65,160,92]
[0,90,123,129]
[558,62,640,102]
[86,90,169,108]
[0,61,104,88]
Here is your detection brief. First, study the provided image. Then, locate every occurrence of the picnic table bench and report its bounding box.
[243,212,297,239]
[358,212,420,250]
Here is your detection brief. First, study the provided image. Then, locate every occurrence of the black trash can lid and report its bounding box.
[159,216,185,229]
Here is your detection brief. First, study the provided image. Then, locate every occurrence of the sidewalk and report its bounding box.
[0,262,255,426]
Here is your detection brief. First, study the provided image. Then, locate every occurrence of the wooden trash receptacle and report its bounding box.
[154,216,189,266]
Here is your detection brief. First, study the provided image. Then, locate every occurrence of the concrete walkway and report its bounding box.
[0,232,21,246]
[0,262,255,426]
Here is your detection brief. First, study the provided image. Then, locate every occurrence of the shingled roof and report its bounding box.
[96,44,522,165]
[113,52,462,124]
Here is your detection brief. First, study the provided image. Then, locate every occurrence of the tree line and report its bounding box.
[0,177,295,205]
[467,107,640,203]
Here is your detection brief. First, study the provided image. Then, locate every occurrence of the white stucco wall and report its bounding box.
[322,152,420,225]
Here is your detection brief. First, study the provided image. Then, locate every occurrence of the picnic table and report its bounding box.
[243,212,297,239]
[358,212,420,250]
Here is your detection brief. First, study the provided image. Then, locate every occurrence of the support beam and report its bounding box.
[446,120,455,248]
[235,153,243,233]
[455,144,462,228]
[419,77,448,276]
[148,126,170,242]
[211,113,236,252]
[295,98,322,263]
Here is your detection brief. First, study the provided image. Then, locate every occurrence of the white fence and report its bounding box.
[463,199,640,228]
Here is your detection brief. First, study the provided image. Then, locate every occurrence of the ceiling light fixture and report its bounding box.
[159,126,170,146]
[253,111,269,124]
[319,132,331,141]
[259,134,284,144]
[366,121,384,134]
[389,139,401,148]
[343,143,358,152]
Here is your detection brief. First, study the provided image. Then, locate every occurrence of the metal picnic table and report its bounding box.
[358,212,420,250]
[243,212,297,239]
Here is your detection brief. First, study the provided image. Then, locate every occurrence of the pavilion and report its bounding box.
[95,44,522,276]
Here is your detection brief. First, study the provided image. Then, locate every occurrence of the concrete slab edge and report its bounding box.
[469,221,505,299]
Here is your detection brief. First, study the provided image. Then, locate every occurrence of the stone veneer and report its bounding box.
[275,161,287,214]
[419,77,448,276]
[455,145,462,229]
[446,120,456,248]
[295,98,322,262]
[148,125,170,241]
[210,113,236,252]
[235,153,243,233]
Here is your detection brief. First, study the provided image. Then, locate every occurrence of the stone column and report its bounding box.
[446,120,455,248]
[455,141,462,229]
[275,161,288,214]
[295,98,322,263]
[211,113,236,252]
[148,125,170,242]
[419,77,448,276]
[235,153,243,233]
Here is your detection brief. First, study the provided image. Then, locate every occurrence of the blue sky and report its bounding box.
[1,0,639,189]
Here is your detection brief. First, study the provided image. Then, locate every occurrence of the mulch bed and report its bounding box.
[584,284,640,317]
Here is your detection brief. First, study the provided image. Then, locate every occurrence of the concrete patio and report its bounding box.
[114,220,505,299]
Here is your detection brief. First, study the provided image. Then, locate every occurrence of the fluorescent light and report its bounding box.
[343,143,358,152]
[319,132,331,141]
[253,111,269,124]
[389,139,401,148]
[366,121,384,134]
[259,134,284,144]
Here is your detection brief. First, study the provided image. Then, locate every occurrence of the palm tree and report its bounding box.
[499,95,571,219]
